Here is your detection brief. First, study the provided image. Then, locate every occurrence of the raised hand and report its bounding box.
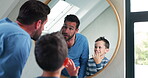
[92,51,104,64]
[65,58,80,76]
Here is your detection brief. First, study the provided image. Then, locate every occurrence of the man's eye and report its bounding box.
[69,28,74,30]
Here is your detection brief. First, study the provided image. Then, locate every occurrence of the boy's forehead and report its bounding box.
[95,41,105,45]
[95,40,105,43]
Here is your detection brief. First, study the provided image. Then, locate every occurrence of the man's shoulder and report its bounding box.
[0,18,29,37]
[36,76,78,78]
[0,18,9,23]
[76,33,84,36]
[76,33,87,39]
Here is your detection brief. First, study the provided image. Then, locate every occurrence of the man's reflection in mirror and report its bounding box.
[86,37,110,76]
[60,14,89,78]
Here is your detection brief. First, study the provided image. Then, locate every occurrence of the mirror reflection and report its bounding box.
[22,0,120,78]
[42,0,119,77]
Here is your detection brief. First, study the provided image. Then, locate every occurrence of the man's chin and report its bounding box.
[64,37,68,41]
[31,35,40,41]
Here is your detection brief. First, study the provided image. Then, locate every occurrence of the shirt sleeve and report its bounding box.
[79,38,89,78]
[86,58,98,76]
[2,34,31,78]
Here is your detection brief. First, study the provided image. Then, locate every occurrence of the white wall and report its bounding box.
[91,0,124,78]
[81,6,118,60]
[0,0,19,19]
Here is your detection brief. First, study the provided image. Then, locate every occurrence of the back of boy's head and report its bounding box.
[35,31,68,72]
[95,37,110,49]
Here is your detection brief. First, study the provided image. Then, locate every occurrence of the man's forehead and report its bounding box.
[64,23,76,28]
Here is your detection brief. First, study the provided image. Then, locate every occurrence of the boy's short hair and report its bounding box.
[35,31,68,72]
[95,37,110,49]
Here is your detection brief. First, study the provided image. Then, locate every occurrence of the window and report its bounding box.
[134,22,148,78]
[126,0,148,78]
[42,0,79,35]
[131,0,148,12]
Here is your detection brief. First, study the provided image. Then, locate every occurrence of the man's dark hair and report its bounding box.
[95,37,110,49]
[17,0,50,25]
[35,31,68,72]
[64,14,80,29]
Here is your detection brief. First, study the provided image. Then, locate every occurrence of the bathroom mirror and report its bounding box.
[43,0,121,78]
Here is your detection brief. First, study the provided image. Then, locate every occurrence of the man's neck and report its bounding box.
[16,21,35,37]
[67,35,76,48]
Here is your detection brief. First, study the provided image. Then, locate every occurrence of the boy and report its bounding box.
[86,37,110,76]
[35,31,79,78]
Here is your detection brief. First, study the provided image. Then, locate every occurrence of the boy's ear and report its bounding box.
[105,49,109,54]
[63,58,69,67]
[35,20,42,29]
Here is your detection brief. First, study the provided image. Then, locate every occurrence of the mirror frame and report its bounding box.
[44,0,122,78]
[85,0,122,78]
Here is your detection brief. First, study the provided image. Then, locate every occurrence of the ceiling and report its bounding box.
[43,0,109,34]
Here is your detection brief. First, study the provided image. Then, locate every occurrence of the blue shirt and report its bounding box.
[0,18,32,78]
[36,76,78,78]
[86,57,109,76]
[61,33,89,78]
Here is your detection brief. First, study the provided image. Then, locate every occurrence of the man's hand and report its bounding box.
[65,59,80,76]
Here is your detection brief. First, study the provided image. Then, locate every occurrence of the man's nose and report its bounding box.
[65,28,70,33]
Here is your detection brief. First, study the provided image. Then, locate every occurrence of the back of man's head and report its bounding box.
[17,0,50,25]
[35,31,68,72]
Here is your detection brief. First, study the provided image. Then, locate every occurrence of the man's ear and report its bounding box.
[63,58,69,67]
[35,20,42,29]
[75,28,79,33]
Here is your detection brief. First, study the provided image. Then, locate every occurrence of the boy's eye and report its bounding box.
[95,46,102,49]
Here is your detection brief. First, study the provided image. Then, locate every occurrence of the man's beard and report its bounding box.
[31,30,41,41]
[63,33,75,41]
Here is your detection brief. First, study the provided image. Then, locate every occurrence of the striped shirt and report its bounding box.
[86,57,109,76]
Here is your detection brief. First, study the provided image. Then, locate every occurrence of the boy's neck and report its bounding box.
[41,71,61,77]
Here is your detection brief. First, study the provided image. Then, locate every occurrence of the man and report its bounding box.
[35,31,80,78]
[0,0,50,78]
[61,14,89,78]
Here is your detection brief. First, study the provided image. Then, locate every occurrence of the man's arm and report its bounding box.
[79,39,89,78]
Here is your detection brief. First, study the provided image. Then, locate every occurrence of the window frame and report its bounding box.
[126,0,148,78]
